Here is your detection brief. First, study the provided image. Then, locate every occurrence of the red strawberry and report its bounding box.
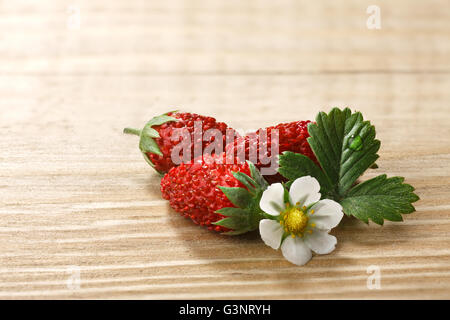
[225,120,317,183]
[160,155,267,234]
[124,111,238,174]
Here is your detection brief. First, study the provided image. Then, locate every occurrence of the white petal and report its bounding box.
[309,199,344,230]
[304,230,337,254]
[259,219,284,249]
[259,183,285,216]
[289,176,321,207]
[280,237,312,266]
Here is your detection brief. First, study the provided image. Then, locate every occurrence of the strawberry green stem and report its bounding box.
[123,128,141,136]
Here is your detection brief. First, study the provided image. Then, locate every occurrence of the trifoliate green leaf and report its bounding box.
[278,152,333,195]
[339,115,380,195]
[277,107,418,225]
[307,107,380,197]
[340,174,420,225]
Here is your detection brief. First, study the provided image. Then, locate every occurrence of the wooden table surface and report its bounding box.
[1,0,449,299]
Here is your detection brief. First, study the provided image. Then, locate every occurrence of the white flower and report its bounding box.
[259,176,343,266]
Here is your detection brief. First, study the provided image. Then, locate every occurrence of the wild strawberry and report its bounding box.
[160,156,268,234]
[124,111,238,174]
[225,120,317,183]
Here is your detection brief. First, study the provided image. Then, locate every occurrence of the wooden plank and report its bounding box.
[0,0,449,73]
[1,73,449,299]
[0,0,449,299]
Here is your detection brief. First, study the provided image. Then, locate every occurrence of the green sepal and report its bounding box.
[216,207,248,217]
[218,187,253,209]
[214,162,269,235]
[142,127,160,138]
[232,172,258,194]
[214,217,247,230]
[146,114,178,127]
[139,134,162,156]
[248,160,269,190]
[124,111,179,172]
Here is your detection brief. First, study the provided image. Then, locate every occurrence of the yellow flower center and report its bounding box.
[281,205,309,236]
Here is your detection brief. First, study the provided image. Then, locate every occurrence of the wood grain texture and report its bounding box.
[0,0,449,299]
